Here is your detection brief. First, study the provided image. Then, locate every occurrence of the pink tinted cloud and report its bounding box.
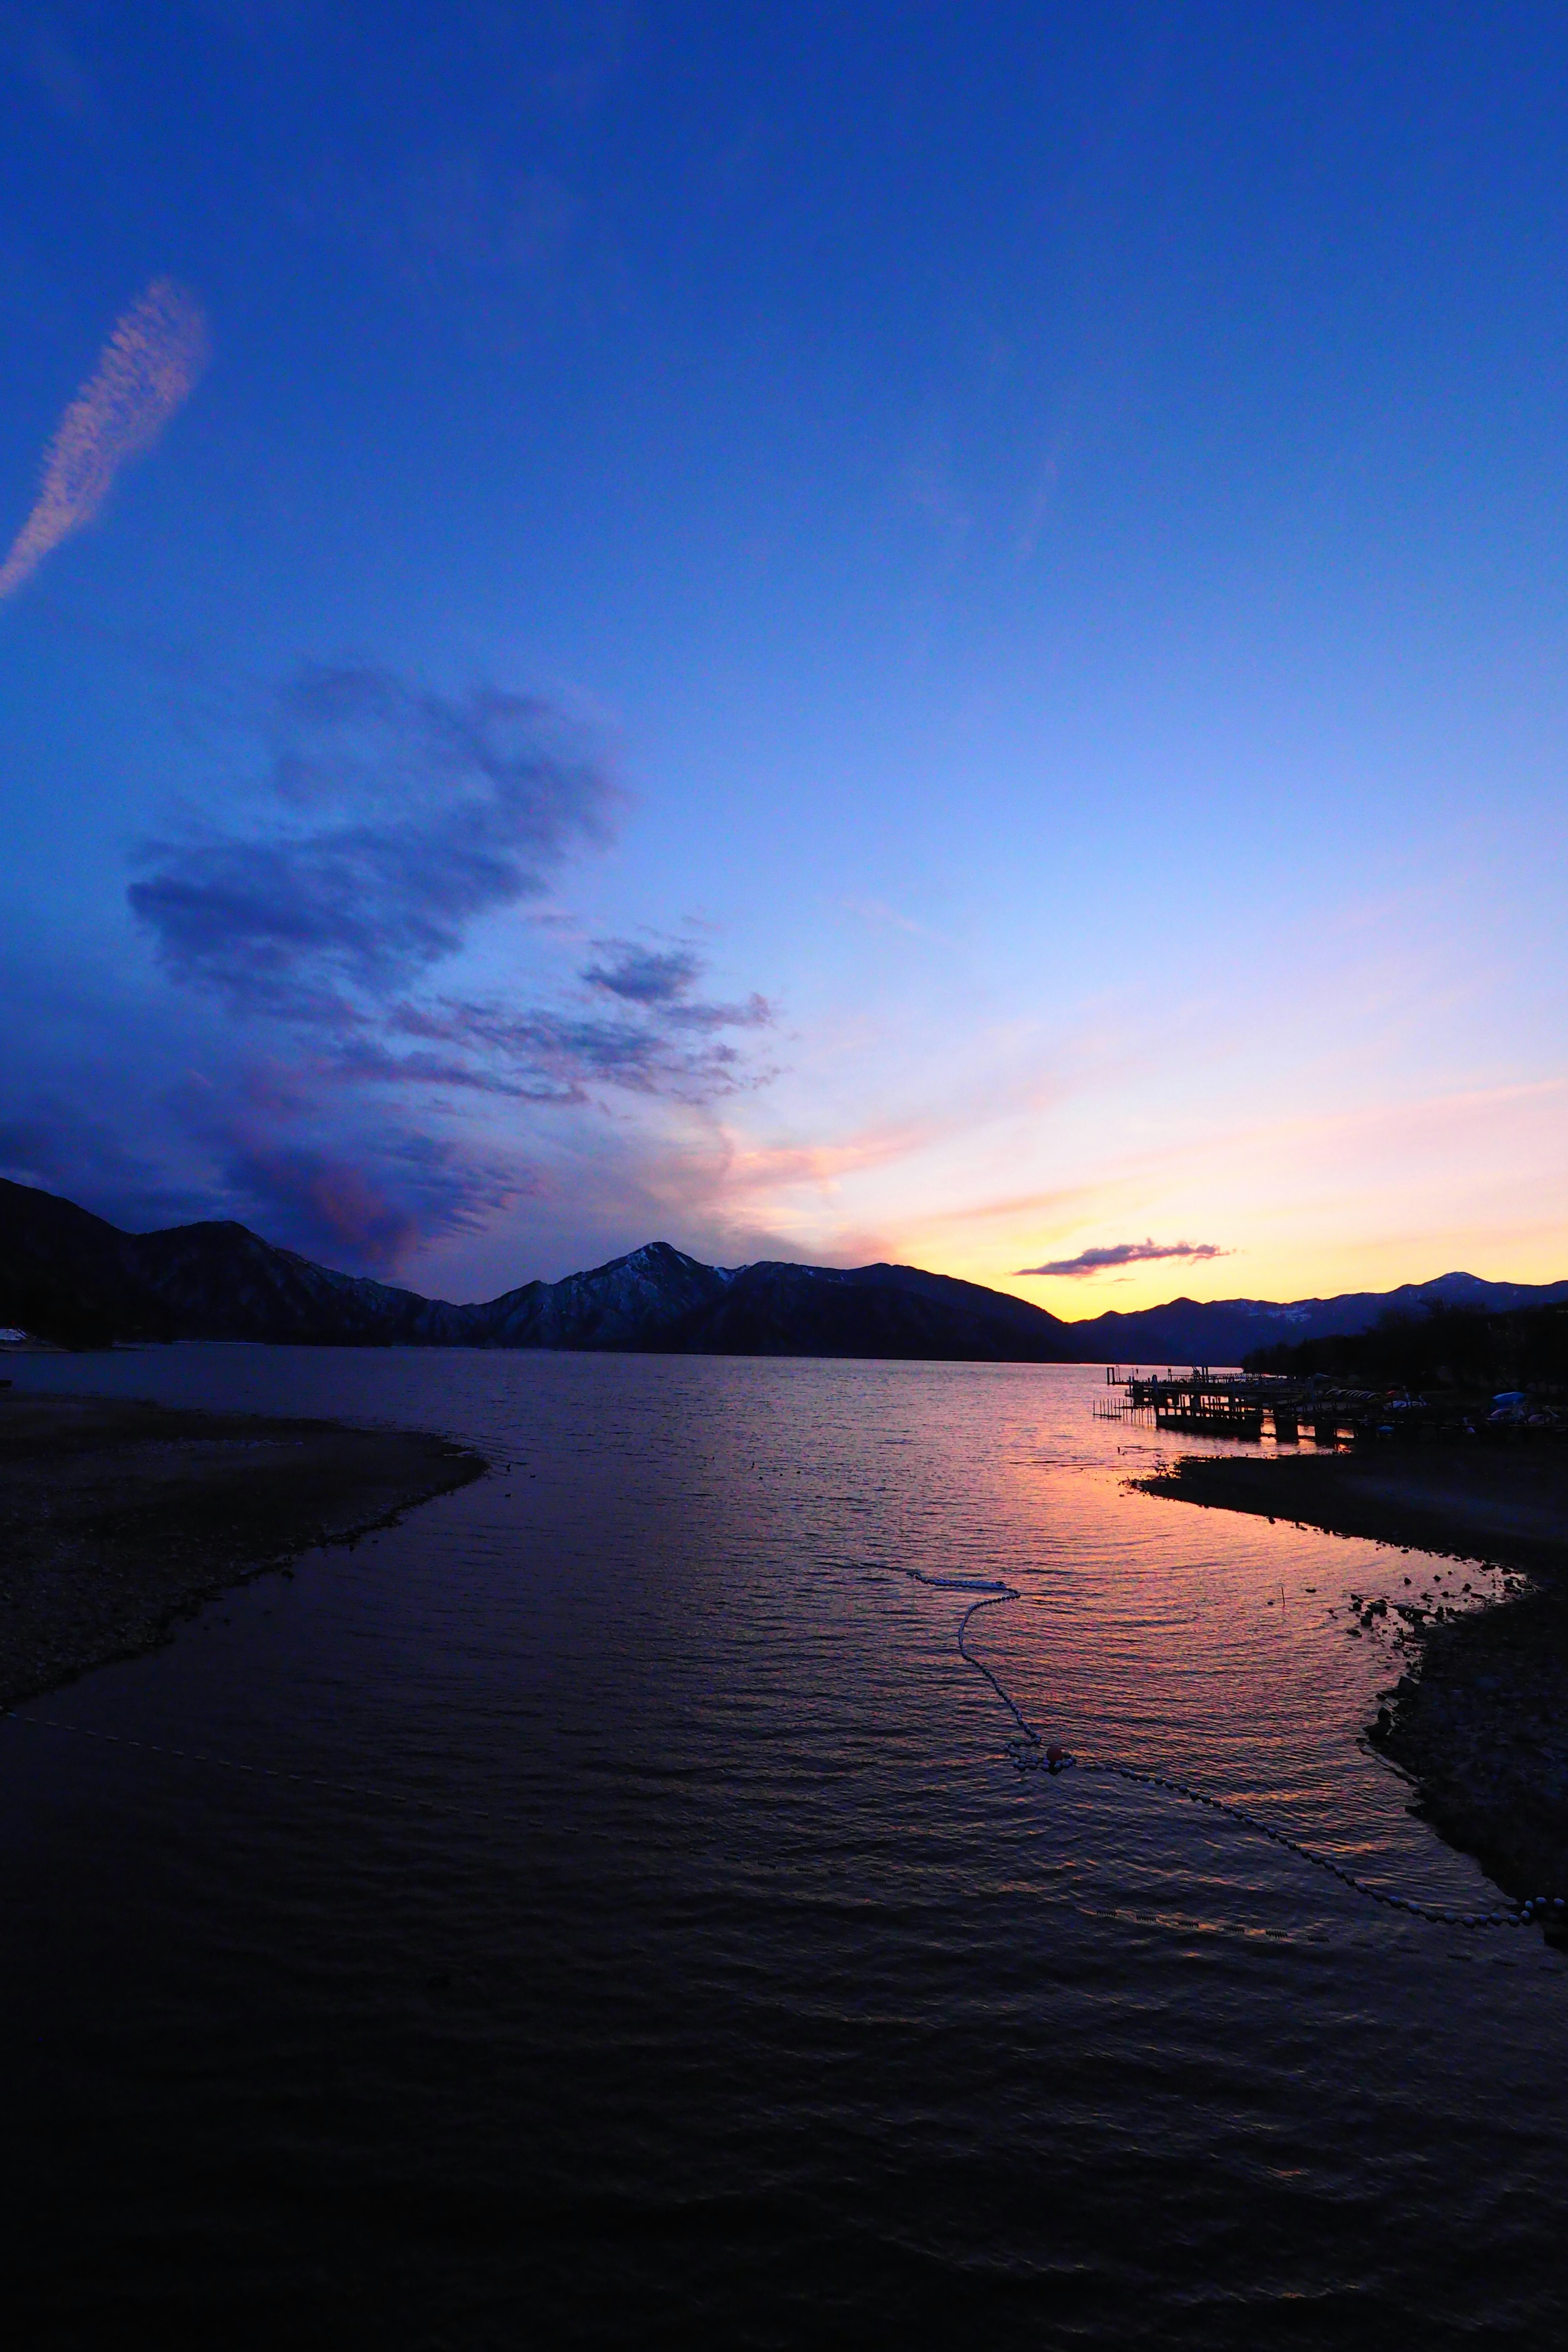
[1015,1238,1229,1279]
[0,278,207,601]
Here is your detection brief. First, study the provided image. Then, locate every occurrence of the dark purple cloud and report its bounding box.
[1015,1238,1230,1278]
[379,940,776,1106]
[582,942,703,1005]
[223,1143,423,1270]
[394,996,767,1104]
[588,946,773,1035]
[129,666,619,1020]
[0,660,785,1279]
[223,1130,525,1273]
[126,671,773,1114]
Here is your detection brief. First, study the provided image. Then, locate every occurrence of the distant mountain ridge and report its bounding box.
[1061,1272,1568,1367]
[3,1176,1564,1362]
[0,1178,1076,1359]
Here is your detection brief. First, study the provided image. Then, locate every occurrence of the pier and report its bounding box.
[1098,1366,1388,1445]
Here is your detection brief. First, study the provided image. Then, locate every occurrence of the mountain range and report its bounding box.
[4,1175,1565,1363]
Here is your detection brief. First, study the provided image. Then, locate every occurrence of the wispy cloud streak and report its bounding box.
[1016,1238,1230,1278]
[0,279,208,601]
[387,976,773,1105]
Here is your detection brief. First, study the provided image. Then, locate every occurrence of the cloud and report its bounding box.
[1015,1238,1231,1278]
[130,667,619,1020]
[583,942,703,1006]
[105,662,781,1271]
[385,962,775,1107]
[224,1144,422,1271]
[581,935,772,1035]
[0,278,207,601]
[222,1131,525,1273]
[130,686,774,1115]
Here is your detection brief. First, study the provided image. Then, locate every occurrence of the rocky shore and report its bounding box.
[0,1392,486,1708]
[1140,1448,1568,1914]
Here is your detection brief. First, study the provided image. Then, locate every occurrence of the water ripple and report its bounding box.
[2,1349,1566,2344]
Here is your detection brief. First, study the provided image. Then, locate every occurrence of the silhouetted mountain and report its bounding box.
[0,1181,1072,1358]
[3,1176,1564,1363]
[0,1177,469,1348]
[476,1242,734,1349]
[662,1256,1078,1359]
[1066,1274,1568,1366]
[1242,1296,1568,1389]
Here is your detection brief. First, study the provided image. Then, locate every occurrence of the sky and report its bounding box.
[1,1,1566,1313]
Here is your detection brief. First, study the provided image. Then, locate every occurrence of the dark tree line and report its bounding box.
[1244,1301,1568,1390]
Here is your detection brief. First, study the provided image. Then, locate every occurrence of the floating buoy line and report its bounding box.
[897,1566,1566,1937]
[4,1559,1566,1942]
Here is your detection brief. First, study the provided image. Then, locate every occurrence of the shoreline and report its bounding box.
[1139,1450,1568,1912]
[0,1393,487,1710]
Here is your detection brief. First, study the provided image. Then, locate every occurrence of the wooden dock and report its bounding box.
[1098,1366,1379,1445]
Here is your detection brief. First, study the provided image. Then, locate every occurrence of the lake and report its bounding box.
[3,1348,1564,2345]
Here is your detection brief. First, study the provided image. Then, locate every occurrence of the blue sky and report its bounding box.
[2,2,1565,1307]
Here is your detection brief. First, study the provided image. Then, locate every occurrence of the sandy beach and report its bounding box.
[0,1393,486,1710]
[1141,1448,1568,1913]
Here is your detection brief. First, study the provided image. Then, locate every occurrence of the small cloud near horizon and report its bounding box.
[0,279,207,601]
[1015,1238,1231,1279]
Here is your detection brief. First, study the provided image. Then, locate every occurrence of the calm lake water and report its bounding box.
[3,1349,1565,2346]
